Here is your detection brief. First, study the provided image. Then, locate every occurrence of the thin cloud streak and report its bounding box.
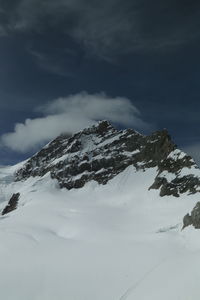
[1,0,200,60]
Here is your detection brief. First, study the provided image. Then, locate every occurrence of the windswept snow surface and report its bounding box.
[0,165,199,300]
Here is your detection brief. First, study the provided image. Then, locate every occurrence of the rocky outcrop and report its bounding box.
[2,193,20,215]
[182,202,200,229]
[15,120,200,196]
[149,148,199,197]
[150,173,200,197]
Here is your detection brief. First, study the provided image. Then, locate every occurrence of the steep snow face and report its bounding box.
[0,164,200,300]
[15,121,200,197]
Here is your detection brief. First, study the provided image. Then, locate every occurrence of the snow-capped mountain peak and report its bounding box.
[15,120,200,197]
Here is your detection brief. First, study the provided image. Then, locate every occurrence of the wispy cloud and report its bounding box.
[1,0,200,60]
[29,48,74,77]
[1,92,152,153]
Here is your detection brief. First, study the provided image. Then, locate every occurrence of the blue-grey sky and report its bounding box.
[0,0,200,164]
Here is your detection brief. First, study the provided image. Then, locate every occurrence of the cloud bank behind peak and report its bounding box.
[1,92,151,153]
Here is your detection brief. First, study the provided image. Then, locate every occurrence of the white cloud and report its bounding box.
[1,92,151,153]
[1,114,93,153]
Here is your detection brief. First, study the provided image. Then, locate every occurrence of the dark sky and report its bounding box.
[0,0,200,164]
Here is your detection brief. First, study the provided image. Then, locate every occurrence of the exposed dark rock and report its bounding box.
[149,177,167,190]
[160,183,179,198]
[182,213,192,230]
[158,154,194,174]
[150,174,200,197]
[149,146,199,196]
[182,202,200,229]
[15,120,200,196]
[2,193,20,215]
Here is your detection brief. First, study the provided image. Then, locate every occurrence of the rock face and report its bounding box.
[149,149,199,197]
[2,193,20,215]
[182,202,200,229]
[15,120,200,196]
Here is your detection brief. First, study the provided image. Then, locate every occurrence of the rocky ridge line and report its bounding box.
[15,120,200,196]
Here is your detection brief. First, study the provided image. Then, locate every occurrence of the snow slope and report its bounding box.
[0,164,199,300]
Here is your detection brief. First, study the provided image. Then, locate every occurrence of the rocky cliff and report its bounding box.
[15,120,200,196]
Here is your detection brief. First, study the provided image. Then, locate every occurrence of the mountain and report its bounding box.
[0,121,200,300]
[15,120,200,197]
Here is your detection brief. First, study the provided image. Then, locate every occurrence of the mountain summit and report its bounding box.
[15,120,200,197]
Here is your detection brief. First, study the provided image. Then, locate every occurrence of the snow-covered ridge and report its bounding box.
[15,120,200,196]
[0,122,200,299]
